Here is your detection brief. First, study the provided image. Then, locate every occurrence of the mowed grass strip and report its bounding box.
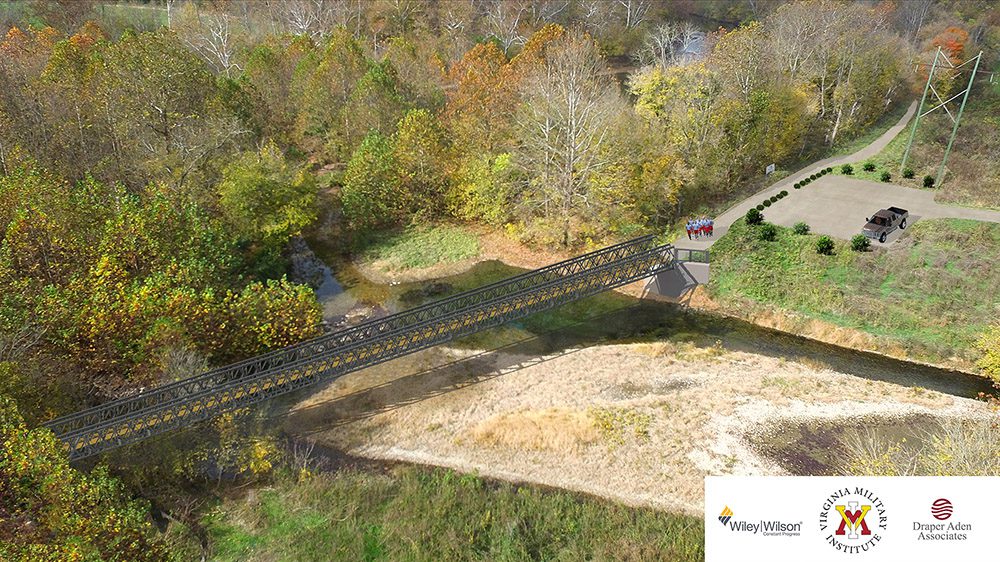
[709,218,1000,361]
[202,466,704,562]
[358,225,480,271]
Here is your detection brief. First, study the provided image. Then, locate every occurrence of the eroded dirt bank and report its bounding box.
[287,339,990,515]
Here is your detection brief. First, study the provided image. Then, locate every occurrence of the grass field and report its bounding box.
[2,2,167,31]
[709,218,1000,363]
[357,225,481,272]
[195,466,704,562]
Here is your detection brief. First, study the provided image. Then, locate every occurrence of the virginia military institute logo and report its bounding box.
[819,487,887,554]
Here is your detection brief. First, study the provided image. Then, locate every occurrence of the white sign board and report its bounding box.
[765,163,776,175]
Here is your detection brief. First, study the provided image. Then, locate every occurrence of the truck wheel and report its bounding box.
[879,233,887,243]
[900,218,906,229]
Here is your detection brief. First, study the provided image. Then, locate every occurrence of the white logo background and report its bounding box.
[705,476,999,562]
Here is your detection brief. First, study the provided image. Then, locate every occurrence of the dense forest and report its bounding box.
[1,1,999,560]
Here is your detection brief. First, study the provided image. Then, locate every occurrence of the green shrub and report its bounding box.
[851,234,871,252]
[863,161,876,172]
[763,199,772,207]
[792,222,810,235]
[810,174,817,180]
[820,169,827,175]
[816,236,834,255]
[757,222,778,241]
[903,168,915,179]
[769,195,778,203]
[780,190,788,197]
[794,182,801,189]
[880,171,891,182]
[756,204,765,211]
[923,175,935,188]
[826,167,832,173]
[745,207,764,225]
[841,164,854,175]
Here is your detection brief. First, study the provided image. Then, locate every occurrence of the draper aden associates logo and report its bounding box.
[913,498,971,541]
[819,487,887,554]
[717,505,802,537]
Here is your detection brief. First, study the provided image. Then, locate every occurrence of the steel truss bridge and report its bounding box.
[46,235,706,460]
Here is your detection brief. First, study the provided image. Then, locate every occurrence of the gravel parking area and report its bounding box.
[761,176,1000,244]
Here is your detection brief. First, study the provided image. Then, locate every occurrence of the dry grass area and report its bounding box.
[287,339,990,515]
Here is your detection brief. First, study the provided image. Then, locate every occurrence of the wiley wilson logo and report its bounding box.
[719,506,733,525]
[819,487,887,554]
[717,505,802,537]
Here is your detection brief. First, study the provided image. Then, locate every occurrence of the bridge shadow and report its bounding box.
[283,335,590,438]
[275,303,655,438]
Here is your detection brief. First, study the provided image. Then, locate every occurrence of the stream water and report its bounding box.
[294,241,994,476]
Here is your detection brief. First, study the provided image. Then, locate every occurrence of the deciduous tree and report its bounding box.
[514,32,626,246]
[0,397,170,562]
[217,142,317,248]
[342,130,401,231]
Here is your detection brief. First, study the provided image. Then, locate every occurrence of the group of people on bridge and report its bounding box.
[686,217,714,239]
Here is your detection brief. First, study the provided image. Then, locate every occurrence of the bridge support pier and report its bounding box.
[645,261,710,303]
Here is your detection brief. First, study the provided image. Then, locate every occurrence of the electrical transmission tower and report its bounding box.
[900,47,991,187]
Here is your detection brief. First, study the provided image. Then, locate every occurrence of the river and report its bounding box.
[304,250,992,399]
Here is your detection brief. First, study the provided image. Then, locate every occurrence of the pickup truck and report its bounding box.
[862,206,908,243]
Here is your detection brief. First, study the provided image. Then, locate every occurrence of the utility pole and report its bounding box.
[900,47,940,175]
[936,51,982,186]
[900,49,985,187]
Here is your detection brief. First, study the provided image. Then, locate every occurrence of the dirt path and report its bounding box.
[676,101,918,251]
[287,339,990,515]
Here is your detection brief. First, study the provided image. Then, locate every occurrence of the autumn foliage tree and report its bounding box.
[0,397,170,562]
[0,159,320,391]
[217,142,317,252]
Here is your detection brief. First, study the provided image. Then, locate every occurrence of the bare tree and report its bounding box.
[176,5,245,77]
[578,0,611,35]
[528,0,569,25]
[435,0,476,59]
[767,3,817,79]
[616,0,650,30]
[267,0,354,39]
[484,0,527,54]
[0,323,45,363]
[896,0,934,39]
[635,22,700,68]
[515,33,625,246]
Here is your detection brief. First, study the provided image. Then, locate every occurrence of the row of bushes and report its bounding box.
[842,162,935,187]
[754,189,789,211]
[805,232,870,254]
[745,210,872,254]
[793,167,833,189]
